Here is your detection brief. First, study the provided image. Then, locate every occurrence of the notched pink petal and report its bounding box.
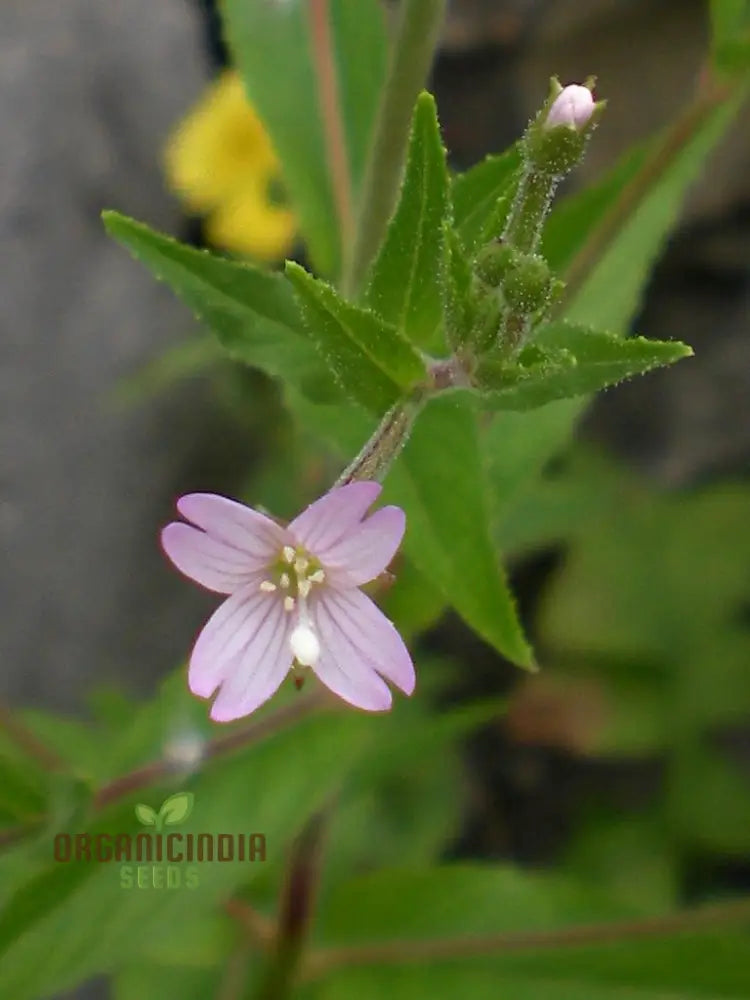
[289,482,381,556]
[313,653,392,712]
[209,601,293,722]
[177,493,286,560]
[318,589,415,695]
[188,584,277,699]
[161,522,264,593]
[321,506,406,586]
[311,595,395,711]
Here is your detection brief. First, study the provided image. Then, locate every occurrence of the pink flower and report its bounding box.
[545,84,595,130]
[161,482,415,721]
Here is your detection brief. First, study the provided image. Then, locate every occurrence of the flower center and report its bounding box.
[257,544,327,667]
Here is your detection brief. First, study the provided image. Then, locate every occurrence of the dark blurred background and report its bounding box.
[0,2,748,997]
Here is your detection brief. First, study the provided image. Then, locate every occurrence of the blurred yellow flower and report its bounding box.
[164,70,296,261]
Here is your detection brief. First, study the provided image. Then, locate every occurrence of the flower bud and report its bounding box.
[544,84,595,131]
[502,254,551,313]
[474,241,517,287]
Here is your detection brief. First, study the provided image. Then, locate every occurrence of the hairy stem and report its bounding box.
[302,896,750,980]
[335,395,422,486]
[253,807,332,1000]
[225,898,276,950]
[502,168,555,255]
[309,0,355,267]
[92,689,329,811]
[343,0,447,295]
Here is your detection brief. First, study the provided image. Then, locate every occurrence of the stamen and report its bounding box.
[259,580,277,593]
[280,573,290,589]
[283,596,295,612]
[294,556,309,574]
[298,578,311,599]
[308,569,325,584]
[282,545,295,563]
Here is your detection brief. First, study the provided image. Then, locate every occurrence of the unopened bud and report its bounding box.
[502,254,551,313]
[523,77,605,178]
[545,84,595,131]
[474,242,517,287]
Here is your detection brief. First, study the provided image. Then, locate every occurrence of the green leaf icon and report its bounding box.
[134,803,157,826]
[158,791,194,827]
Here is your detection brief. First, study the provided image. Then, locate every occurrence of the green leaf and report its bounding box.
[566,94,745,332]
[451,145,521,250]
[384,394,533,668]
[564,816,678,913]
[314,867,750,1000]
[541,145,649,275]
[134,803,157,827]
[711,0,750,73]
[0,747,47,826]
[535,473,750,853]
[539,482,750,663]
[0,703,376,999]
[318,962,750,1000]
[473,323,692,411]
[364,92,449,351]
[379,556,445,643]
[285,261,427,414]
[325,693,473,879]
[671,746,750,854]
[158,792,194,827]
[114,964,222,1000]
[442,225,474,351]
[318,864,622,944]
[222,0,387,276]
[103,212,338,403]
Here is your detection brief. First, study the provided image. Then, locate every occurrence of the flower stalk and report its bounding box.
[335,395,423,487]
[493,78,605,355]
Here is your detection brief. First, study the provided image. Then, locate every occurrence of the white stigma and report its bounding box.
[289,622,320,666]
[279,573,290,589]
[259,580,277,593]
[294,556,309,574]
[298,578,311,599]
[308,569,325,584]
[282,545,295,563]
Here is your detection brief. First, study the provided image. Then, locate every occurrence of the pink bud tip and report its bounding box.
[545,84,595,130]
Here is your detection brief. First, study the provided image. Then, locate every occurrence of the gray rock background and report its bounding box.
[0,0,215,713]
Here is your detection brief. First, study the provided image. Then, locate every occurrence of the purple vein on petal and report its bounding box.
[289,482,381,556]
[210,600,293,721]
[318,588,415,694]
[189,586,277,698]
[161,522,268,592]
[177,493,286,558]
[318,505,406,585]
[311,596,393,711]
